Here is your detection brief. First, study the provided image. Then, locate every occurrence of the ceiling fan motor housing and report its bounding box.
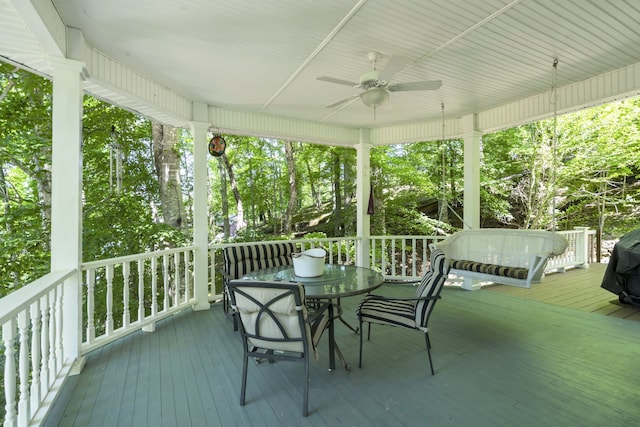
[359,70,382,88]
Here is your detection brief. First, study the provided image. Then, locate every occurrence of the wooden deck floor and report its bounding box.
[484,263,640,321]
[45,264,640,426]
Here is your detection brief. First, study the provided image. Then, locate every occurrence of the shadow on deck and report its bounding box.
[46,264,640,426]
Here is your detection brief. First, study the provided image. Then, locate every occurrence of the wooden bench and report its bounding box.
[432,229,568,288]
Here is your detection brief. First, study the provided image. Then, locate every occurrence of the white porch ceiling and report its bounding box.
[2,0,640,145]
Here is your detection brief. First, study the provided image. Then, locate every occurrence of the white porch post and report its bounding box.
[49,57,84,370]
[355,130,371,268]
[190,104,211,311]
[462,113,482,290]
[462,113,481,230]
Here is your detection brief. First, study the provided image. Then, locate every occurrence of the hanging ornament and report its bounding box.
[208,133,226,157]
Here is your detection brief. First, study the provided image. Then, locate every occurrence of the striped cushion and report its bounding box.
[450,259,528,280]
[357,297,416,329]
[223,242,296,282]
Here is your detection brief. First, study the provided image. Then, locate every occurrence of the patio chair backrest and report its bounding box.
[227,280,312,355]
[414,249,450,328]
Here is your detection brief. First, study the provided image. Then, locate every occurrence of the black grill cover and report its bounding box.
[601,228,640,305]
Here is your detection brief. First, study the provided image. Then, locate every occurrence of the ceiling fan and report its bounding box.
[317,52,442,115]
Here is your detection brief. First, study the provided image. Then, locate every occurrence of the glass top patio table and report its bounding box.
[240,264,384,299]
[240,264,384,371]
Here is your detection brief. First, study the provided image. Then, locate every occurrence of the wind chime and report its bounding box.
[110,125,123,192]
[438,103,447,223]
[550,58,559,232]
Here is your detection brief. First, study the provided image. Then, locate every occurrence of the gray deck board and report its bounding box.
[45,266,640,426]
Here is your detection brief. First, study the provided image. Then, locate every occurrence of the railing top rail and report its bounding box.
[208,236,360,250]
[369,235,444,239]
[0,269,75,322]
[81,245,197,269]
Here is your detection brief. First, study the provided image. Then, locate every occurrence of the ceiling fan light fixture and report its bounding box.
[360,87,388,108]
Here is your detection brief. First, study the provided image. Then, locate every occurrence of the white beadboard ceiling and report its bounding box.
[2,0,640,144]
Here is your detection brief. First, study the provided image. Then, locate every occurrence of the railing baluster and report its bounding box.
[184,250,191,302]
[3,318,17,426]
[423,238,428,274]
[411,238,417,278]
[86,269,95,342]
[30,300,42,410]
[40,293,50,395]
[138,259,145,323]
[163,254,170,310]
[151,256,158,317]
[391,238,397,277]
[173,252,180,306]
[106,264,114,334]
[55,285,64,373]
[123,261,130,328]
[48,288,57,390]
[18,310,31,425]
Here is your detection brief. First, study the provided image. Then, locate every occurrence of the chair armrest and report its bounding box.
[306,301,333,324]
[221,270,232,285]
[364,294,441,303]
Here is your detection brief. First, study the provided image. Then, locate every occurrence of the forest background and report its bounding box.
[2,61,640,297]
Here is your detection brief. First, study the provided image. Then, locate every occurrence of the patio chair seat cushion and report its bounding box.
[357,298,416,329]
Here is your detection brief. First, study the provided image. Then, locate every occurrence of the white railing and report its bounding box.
[0,228,595,425]
[550,227,595,271]
[1,269,75,427]
[370,235,447,282]
[80,246,198,353]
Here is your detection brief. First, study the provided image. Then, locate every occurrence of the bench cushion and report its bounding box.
[223,242,296,282]
[450,259,529,280]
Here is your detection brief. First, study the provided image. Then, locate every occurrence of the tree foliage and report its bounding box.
[3,58,640,298]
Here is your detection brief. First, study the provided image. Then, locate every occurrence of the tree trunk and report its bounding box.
[332,151,342,235]
[152,122,186,230]
[221,152,245,234]
[284,140,297,234]
[305,160,321,209]
[218,158,230,238]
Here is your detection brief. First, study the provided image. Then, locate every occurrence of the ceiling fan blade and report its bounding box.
[317,76,359,87]
[388,80,443,92]
[377,55,410,82]
[326,94,360,109]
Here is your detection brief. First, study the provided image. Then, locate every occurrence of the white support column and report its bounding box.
[355,130,372,268]
[462,114,482,290]
[462,114,481,230]
[190,110,211,311]
[49,57,84,371]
